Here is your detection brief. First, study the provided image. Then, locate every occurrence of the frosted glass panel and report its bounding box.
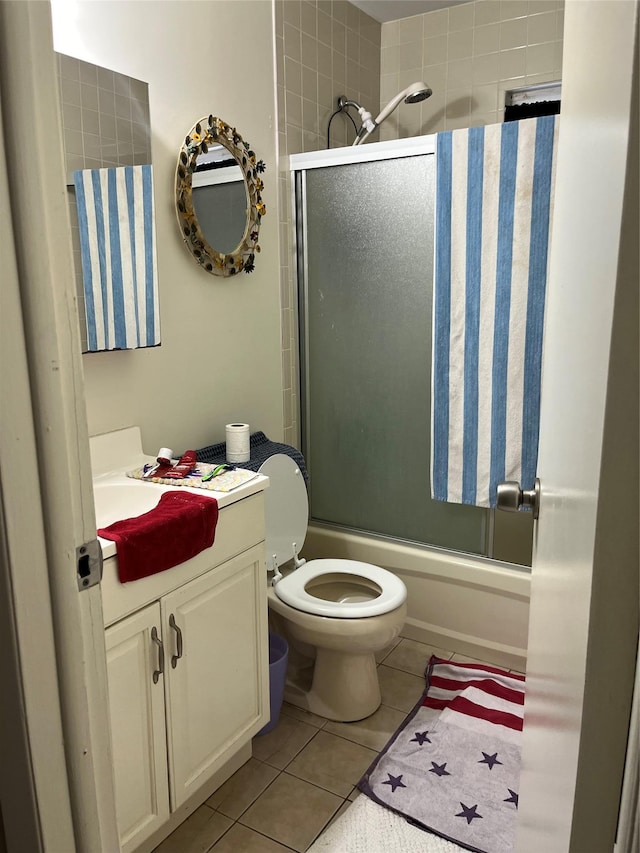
[300,156,488,555]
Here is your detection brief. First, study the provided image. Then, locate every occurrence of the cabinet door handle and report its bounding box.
[151,626,164,684]
[169,613,183,669]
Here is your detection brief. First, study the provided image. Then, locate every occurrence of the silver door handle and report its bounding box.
[151,626,164,684]
[169,613,183,669]
[496,478,540,519]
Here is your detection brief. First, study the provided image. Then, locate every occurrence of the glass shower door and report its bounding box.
[298,153,489,556]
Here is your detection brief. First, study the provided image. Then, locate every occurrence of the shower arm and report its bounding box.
[337,96,376,140]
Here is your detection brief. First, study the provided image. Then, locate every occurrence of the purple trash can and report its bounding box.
[256,633,289,735]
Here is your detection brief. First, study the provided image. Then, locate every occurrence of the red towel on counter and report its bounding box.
[98,491,219,583]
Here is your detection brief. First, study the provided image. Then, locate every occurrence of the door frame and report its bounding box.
[0,3,118,850]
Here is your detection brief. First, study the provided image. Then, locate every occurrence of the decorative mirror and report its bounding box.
[175,116,266,276]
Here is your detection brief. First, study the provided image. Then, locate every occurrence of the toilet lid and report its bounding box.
[258,454,308,569]
[273,558,407,618]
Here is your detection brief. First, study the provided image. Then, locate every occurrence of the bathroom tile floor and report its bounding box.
[154,636,523,853]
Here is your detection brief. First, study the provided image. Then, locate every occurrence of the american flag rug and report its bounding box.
[358,656,525,853]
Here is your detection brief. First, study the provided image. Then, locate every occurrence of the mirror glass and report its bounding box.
[192,145,248,255]
[175,116,266,276]
[56,53,153,352]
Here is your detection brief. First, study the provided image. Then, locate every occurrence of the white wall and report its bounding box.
[50,0,283,454]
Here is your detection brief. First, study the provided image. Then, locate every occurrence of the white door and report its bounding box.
[105,603,170,853]
[516,2,639,852]
[162,545,268,810]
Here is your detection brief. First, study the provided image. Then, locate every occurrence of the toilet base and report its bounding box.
[284,647,381,722]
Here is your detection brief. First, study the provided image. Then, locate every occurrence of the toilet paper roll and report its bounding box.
[226,423,250,463]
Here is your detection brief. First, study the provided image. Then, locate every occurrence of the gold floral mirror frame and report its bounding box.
[175,116,266,275]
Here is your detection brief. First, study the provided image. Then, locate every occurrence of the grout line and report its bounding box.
[286,725,322,769]
[250,824,299,852]
[206,817,234,852]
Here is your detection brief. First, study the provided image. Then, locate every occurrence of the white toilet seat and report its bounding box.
[273,558,407,619]
[258,454,407,619]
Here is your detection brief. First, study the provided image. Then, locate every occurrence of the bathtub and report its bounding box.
[303,523,530,672]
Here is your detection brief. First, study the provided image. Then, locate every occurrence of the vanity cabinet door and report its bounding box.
[105,602,170,853]
[162,544,269,810]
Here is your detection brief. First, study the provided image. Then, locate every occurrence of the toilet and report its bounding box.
[258,454,407,722]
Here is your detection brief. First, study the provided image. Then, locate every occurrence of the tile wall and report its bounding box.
[379,0,564,140]
[56,53,152,352]
[274,0,382,445]
[277,0,563,445]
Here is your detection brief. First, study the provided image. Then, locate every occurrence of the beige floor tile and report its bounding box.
[383,638,452,676]
[347,787,361,801]
[210,822,292,852]
[252,714,318,769]
[206,757,279,819]
[286,730,377,797]
[153,805,232,853]
[240,772,342,852]
[280,701,328,729]
[377,664,425,712]
[323,704,406,752]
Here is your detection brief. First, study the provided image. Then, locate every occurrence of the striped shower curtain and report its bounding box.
[432,116,558,509]
[74,164,160,352]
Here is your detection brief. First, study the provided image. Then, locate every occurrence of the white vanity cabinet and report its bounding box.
[102,493,269,853]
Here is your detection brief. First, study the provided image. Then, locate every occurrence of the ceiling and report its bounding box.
[350,0,468,23]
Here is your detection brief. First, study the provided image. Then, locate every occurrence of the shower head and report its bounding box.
[352,81,432,145]
[405,85,433,105]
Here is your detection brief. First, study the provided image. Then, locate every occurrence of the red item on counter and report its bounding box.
[163,449,197,479]
[98,490,219,583]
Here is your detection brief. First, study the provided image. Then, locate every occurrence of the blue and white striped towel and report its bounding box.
[74,165,160,351]
[432,116,558,508]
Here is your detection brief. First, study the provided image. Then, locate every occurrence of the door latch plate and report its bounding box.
[76,539,103,591]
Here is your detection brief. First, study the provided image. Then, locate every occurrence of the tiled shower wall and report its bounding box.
[379,0,564,139]
[277,0,564,446]
[274,0,382,446]
[56,53,151,352]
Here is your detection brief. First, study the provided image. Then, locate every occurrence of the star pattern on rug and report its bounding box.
[478,751,503,770]
[410,731,432,745]
[455,803,483,824]
[504,788,519,808]
[362,656,525,852]
[382,773,407,792]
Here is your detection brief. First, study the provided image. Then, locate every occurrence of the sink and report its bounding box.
[93,480,168,529]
